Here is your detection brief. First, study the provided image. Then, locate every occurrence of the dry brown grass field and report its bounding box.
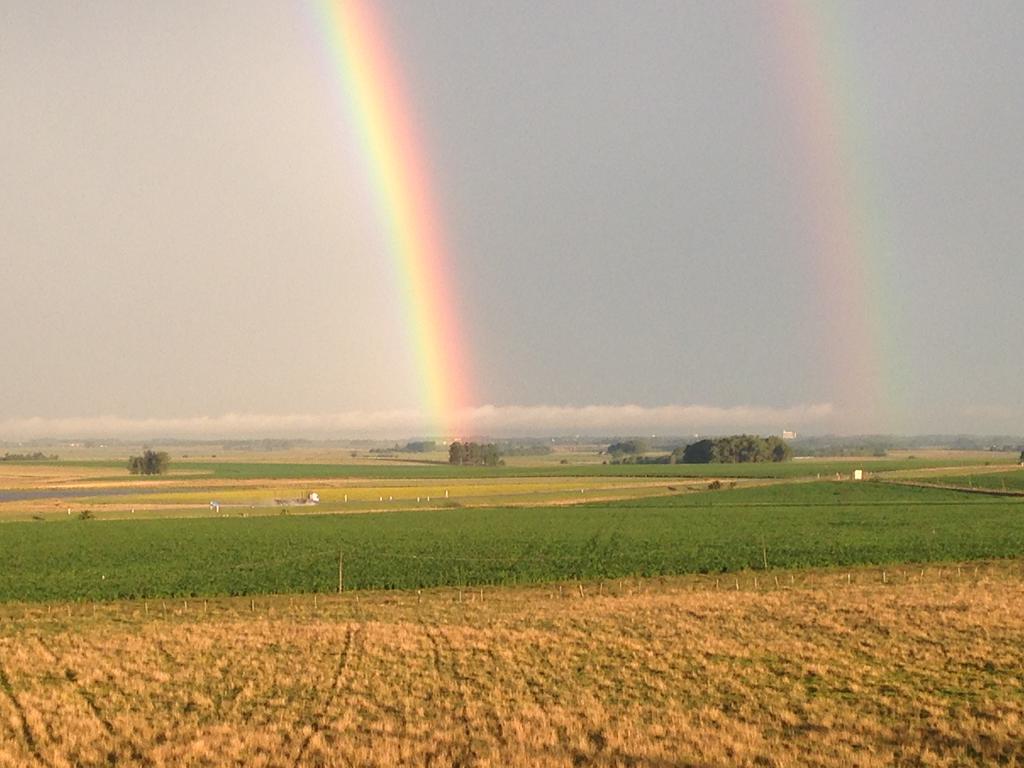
[1,564,1022,767]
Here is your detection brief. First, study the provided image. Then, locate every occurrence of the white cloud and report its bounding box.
[0,403,834,440]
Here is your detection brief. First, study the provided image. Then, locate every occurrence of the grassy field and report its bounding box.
[2,482,1023,601]
[906,467,1024,492]
[0,564,1021,767]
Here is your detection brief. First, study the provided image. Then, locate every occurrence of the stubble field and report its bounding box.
[1,564,1022,767]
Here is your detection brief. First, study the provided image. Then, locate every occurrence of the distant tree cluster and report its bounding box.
[128,449,170,475]
[606,435,792,465]
[605,440,649,458]
[609,454,673,465]
[221,439,298,452]
[448,441,502,466]
[681,435,792,464]
[368,440,439,454]
[497,442,553,457]
[403,440,437,453]
[1,452,57,461]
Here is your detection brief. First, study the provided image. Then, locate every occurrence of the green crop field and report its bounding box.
[1,481,1022,602]
[910,467,1024,492]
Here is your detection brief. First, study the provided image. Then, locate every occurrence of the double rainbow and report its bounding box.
[315,0,471,438]
[316,0,899,434]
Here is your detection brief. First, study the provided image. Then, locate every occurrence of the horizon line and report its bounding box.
[0,402,1019,441]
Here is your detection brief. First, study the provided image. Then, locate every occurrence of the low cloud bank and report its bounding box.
[0,403,834,440]
[462,403,834,436]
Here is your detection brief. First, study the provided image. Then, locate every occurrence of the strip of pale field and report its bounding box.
[86,477,695,505]
[0,563,1021,768]
[0,463,121,486]
[0,476,723,521]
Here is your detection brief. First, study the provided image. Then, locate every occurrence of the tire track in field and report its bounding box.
[77,636,155,765]
[28,636,57,665]
[424,624,476,763]
[153,638,180,667]
[21,638,62,747]
[35,636,153,766]
[292,625,362,768]
[468,644,510,750]
[506,640,578,756]
[0,658,49,766]
[514,644,557,710]
[33,637,114,738]
[22,636,60,745]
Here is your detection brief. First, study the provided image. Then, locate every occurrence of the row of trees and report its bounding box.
[606,435,792,464]
[1,452,58,461]
[448,441,502,466]
[128,449,170,475]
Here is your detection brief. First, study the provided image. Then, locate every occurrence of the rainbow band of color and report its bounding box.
[316,0,471,437]
[769,1,901,427]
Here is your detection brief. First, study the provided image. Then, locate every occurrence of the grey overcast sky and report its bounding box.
[1,1,1022,438]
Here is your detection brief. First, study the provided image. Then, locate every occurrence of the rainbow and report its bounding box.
[768,2,901,429]
[314,0,471,437]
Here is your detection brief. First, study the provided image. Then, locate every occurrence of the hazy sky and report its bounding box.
[2,1,1022,438]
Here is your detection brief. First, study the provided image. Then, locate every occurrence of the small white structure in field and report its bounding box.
[307,492,320,504]
[853,469,863,481]
[210,501,220,512]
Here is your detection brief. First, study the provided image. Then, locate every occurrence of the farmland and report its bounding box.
[2,451,1024,766]
[0,449,1016,523]
[1,481,1023,601]
[0,565,1022,767]
[905,467,1024,493]
[47,451,1019,481]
